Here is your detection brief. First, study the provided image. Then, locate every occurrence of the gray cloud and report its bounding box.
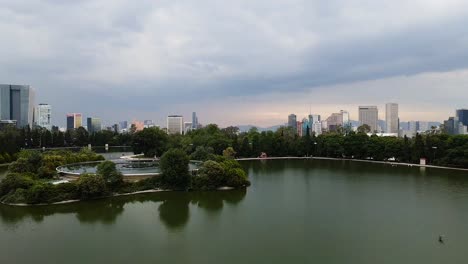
[1,0,468,126]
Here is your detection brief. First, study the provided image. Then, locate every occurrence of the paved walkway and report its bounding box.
[236,156,468,172]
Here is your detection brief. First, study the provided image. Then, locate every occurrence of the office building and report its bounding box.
[302,118,311,136]
[408,121,419,134]
[66,113,82,130]
[119,121,128,130]
[456,109,468,127]
[326,112,343,132]
[35,104,52,130]
[87,117,102,134]
[167,115,184,134]
[0,84,36,128]
[192,112,199,129]
[444,116,467,135]
[385,103,399,133]
[288,114,297,133]
[313,121,322,135]
[359,106,379,132]
[184,122,193,134]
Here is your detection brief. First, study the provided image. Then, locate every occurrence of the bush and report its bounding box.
[97,161,123,188]
[0,154,5,164]
[0,173,35,197]
[3,153,11,163]
[25,183,57,204]
[160,149,191,190]
[225,168,250,187]
[197,160,226,189]
[77,174,107,200]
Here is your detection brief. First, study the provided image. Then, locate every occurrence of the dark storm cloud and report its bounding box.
[1,0,468,125]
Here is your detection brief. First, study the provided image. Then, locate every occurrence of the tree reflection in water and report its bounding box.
[0,188,247,231]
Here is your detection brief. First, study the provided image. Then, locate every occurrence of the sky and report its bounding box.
[1,0,468,127]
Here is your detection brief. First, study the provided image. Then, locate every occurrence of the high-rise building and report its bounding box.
[66,113,82,130]
[340,110,351,131]
[296,120,303,137]
[302,118,310,136]
[192,112,199,129]
[288,114,297,133]
[444,116,467,135]
[119,121,128,131]
[408,121,419,134]
[312,121,322,135]
[359,106,379,132]
[87,117,102,134]
[167,115,184,134]
[326,112,343,132]
[456,109,468,127]
[0,84,36,128]
[35,104,52,130]
[385,103,399,133]
[184,122,193,134]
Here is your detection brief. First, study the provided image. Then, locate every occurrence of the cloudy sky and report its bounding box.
[1,0,468,127]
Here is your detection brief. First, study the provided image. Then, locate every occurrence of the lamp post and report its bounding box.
[432,146,438,163]
[313,142,318,157]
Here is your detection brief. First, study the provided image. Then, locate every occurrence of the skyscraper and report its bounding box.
[192,112,199,129]
[119,121,128,131]
[288,114,297,133]
[359,106,378,132]
[35,104,52,130]
[167,115,184,134]
[87,117,102,134]
[456,109,468,126]
[66,113,82,130]
[0,84,36,128]
[385,103,399,134]
[326,112,343,132]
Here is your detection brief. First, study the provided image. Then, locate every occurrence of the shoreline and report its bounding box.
[236,156,468,172]
[0,187,237,207]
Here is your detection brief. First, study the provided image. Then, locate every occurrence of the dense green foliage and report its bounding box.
[132,127,168,157]
[160,149,191,190]
[8,149,104,179]
[96,161,123,187]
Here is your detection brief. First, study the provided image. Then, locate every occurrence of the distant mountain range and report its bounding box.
[235,124,284,132]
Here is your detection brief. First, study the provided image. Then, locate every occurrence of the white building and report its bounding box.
[167,115,184,134]
[313,121,322,135]
[35,104,52,130]
[359,106,379,132]
[385,103,399,134]
[184,122,192,134]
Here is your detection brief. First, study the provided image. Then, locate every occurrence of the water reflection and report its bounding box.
[0,189,247,231]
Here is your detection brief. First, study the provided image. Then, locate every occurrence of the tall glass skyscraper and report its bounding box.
[456,109,468,126]
[66,113,82,130]
[0,84,36,128]
[192,112,198,129]
[87,117,102,134]
[288,114,297,133]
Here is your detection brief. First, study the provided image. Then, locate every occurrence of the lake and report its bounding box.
[1,159,468,263]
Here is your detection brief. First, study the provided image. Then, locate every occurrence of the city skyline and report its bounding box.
[1,1,468,126]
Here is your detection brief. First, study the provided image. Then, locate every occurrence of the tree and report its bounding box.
[160,149,191,190]
[97,161,123,187]
[222,147,237,159]
[132,127,168,157]
[197,160,226,188]
[78,174,107,199]
[357,124,371,134]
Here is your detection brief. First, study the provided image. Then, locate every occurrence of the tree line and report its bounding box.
[2,124,468,168]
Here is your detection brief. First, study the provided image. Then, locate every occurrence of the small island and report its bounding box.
[0,148,250,205]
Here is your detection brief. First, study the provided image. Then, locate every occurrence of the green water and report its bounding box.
[1,159,468,263]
